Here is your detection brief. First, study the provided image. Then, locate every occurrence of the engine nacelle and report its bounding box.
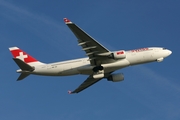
[111,50,126,60]
[157,57,164,62]
[107,73,124,82]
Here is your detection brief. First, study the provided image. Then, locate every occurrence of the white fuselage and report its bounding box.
[20,47,171,76]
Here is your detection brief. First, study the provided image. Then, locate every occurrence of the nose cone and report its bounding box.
[163,49,172,58]
[167,50,172,56]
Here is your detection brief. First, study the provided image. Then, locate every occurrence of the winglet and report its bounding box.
[64,18,72,24]
[68,90,72,94]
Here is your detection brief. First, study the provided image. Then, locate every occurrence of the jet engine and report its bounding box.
[157,57,164,62]
[107,73,124,82]
[111,50,126,60]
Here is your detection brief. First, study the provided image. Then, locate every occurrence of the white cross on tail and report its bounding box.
[16,52,28,61]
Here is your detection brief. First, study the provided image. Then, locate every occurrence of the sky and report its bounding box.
[0,0,180,120]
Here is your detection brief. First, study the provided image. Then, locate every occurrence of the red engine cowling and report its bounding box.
[111,50,126,60]
[107,73,124,82]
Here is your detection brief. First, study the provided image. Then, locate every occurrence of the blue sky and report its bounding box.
[0,0,180,120]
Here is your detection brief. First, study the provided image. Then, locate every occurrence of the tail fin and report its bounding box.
[9,47,44,80]
[9,47,44,66]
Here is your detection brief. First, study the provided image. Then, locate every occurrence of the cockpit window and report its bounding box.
[163,48,167,50]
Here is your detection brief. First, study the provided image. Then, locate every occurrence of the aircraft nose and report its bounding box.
[162,49,172,58]
[167,50,172,56]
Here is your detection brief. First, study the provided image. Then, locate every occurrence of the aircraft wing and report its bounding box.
[68,75,102,94]
[64,18,111,65]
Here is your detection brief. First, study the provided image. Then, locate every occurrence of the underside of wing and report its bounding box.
[64,18,112,65]
[69,75,102,94]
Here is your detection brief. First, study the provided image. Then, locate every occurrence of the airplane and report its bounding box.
[9,18,172,94]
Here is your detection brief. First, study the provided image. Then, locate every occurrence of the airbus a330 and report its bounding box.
[9,18,172,94]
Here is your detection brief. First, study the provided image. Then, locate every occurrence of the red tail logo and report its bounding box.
[9,47,38,63]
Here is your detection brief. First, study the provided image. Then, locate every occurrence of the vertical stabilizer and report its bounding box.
[9,47,45,80]
[9,47,44,66]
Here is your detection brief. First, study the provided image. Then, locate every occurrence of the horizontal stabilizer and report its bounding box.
[13,58,34,71]
[17,73,30,81]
